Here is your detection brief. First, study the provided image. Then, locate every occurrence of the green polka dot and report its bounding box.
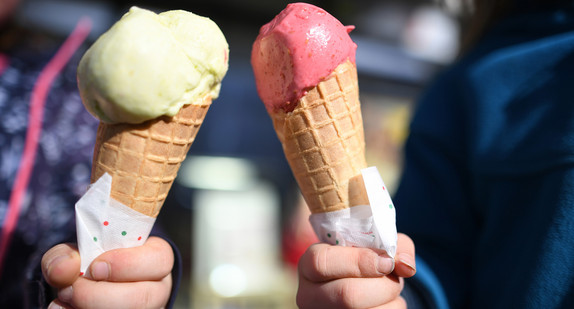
[335,240,339,245]
[389,204,394,209]
[327,233,331,238]
[93,237,98,242]
[121,231,127,236]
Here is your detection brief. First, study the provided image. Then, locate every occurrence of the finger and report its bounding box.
[57,274,172,309]
[297,275,403,309]
[41,243,81,288]
[373,296,407,309]
[48,298,73,309]
[86,236,174,282]
[393,234,416,278]
[299,243,395,283]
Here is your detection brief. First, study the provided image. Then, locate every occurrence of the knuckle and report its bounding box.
[396,295,408,308]
[387,277,404,300]
[136,276,171,308]
[309,245,331,280]
[315,245,330,274]
[149,237,175,276]
[295,288,308,308]
[136,286,155,309]
[357,249,378,276]
[69,285,93,309]
[299,244,329,281]
[295,274,316,308]
[337,280,361,309]
[159,248,175,275]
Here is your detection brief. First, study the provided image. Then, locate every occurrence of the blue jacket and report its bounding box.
[396,5,574,309]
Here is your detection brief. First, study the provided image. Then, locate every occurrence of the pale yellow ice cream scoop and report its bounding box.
[77,6,229,124]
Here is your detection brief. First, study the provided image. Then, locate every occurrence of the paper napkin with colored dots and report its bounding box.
[75,173,156,275]
[309,166,397,257]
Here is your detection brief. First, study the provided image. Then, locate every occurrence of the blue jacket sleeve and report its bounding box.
[401,257,450,309]
[151,232,183,309]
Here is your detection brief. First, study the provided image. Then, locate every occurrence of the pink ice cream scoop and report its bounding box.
[251,2,357,112]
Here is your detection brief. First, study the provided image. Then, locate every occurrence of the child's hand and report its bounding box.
[296,233,416,309]
[41,236,174,309]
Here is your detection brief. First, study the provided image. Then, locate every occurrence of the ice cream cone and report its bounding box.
[91,95,212,217]
[270,60,369,214]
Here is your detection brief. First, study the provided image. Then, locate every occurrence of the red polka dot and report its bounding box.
[138,236,142,241]
[80,272,84,276]
[382,186,386,191]
[103,221,109,226]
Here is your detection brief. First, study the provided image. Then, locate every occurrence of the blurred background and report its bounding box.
[13,0,463,307]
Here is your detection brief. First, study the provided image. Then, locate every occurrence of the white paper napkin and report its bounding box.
[75,173,156,275]
[309,166,397,257]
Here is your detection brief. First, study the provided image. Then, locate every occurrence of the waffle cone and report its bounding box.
[270,60,368,214]
[91,95,212,217]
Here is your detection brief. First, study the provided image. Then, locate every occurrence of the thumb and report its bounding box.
[85,236,174,282]
[41,243,81,288]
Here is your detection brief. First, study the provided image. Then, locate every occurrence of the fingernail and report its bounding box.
[89,261,109,281]
[377,255,395,274]
[58,286,73,303]
[48,301,62,309]
[398,253,416,273]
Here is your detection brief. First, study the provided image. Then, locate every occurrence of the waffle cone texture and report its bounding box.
[270,60,368,214]
[91,95,212,217]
